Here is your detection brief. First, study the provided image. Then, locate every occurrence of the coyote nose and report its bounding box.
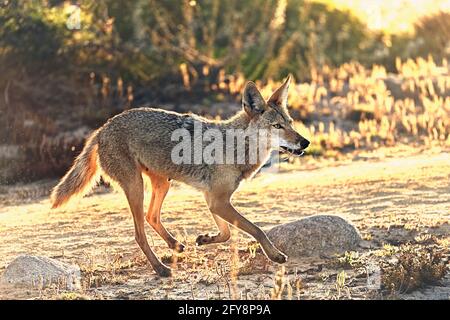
[300,137,310,149]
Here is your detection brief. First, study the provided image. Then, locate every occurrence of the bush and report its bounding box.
[132,0,371,82]
[370,11,450,71]
[415,11,450,60]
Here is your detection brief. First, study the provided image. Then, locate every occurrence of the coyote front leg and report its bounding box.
[204,191,287,263]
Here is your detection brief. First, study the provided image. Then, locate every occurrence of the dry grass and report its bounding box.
[284,57,449,155]
[2,56,449,183]
[211,56,450,157]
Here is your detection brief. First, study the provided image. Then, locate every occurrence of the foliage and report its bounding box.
[414,11,450,60]
[381,245,447,294]
[1,1,448,94]
[0,0,372,85]
[1,1,450,183]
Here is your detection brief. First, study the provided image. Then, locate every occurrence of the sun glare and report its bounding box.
[310,0,450,33]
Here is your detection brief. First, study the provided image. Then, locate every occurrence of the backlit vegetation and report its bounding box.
[1,1,449,183]
[212,56,450,156]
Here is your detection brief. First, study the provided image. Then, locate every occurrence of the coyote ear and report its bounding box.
[242,81,266,117]
[268,75,291,108]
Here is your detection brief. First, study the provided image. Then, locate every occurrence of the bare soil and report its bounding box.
[0,148,449,300]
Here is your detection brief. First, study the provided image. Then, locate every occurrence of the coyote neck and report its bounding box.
[220,110,252,130]
[219,110,273,179]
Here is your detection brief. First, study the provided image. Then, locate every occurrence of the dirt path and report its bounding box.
[0,152,449,299]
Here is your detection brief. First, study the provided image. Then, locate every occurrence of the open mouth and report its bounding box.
[280,146,305,156]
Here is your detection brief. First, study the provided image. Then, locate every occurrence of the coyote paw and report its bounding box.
[196,234,213,246]
[170,242,185,253]
[271,252,288,264]
[155,264,172,277]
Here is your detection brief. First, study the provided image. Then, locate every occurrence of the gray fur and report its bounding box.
[96,107,271,191]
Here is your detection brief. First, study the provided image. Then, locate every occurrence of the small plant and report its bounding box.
[334,270,351,299]
[57,292,90,300]
[335,251,361,269]
[374,244,398,257]
[271,266,287,300]
[247,241,261,258]
[290,268,304,300]
[161,253,185,264]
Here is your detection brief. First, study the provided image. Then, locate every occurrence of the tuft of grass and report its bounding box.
[334,270,351,299]
[78,251,137,290]
[332,251,361,269]
[161,253,185,264]
[270,266,287,300]
[374,244,398,257]
[56,292,90,300]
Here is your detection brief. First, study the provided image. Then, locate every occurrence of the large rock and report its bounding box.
[267,215,362,258]
[2,255,81,290]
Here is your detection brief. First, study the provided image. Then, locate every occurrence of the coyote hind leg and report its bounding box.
[145,171,185,253]
[101,154,171,277]
[123,172,171,276]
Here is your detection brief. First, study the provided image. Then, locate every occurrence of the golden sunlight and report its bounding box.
[310,0,450,33]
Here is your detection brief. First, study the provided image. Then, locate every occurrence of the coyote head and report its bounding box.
[242,75,310,155]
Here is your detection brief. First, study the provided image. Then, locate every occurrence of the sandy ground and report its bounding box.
[0,149,449,300]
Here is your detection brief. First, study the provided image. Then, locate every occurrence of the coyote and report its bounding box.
[51,76,310,277]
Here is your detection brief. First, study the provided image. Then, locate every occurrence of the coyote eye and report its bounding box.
[272,124,283,129]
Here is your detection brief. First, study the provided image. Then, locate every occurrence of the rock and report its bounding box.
[267,215,362,258]
[2,255,81,290]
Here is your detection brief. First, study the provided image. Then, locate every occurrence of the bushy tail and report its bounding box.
[51,130,100,208]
